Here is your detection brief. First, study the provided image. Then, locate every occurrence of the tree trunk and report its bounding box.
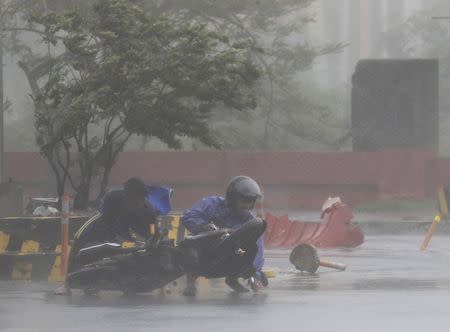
[73,182,90,210]
[95,137,131,203]
[96,166,113,205]
[46,154,66,211]
[56,181,65,211]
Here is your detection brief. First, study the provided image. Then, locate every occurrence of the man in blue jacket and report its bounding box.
[181,175,268,296]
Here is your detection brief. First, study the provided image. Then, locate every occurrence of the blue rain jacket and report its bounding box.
[145,185,173,216]
[181,196,265,272]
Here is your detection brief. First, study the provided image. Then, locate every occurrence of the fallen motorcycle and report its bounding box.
[66,218,266,295]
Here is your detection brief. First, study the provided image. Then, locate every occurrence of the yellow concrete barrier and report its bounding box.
[12,240,40,280]
[0,231,9,254]
[0,214,278,285]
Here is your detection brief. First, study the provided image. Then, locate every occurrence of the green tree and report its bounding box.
[1,1,85,58]
[2,0,346,208]
[28,0,260,209]
[1,0,90,153]
[4,0,345,153]
[144,0,345,150]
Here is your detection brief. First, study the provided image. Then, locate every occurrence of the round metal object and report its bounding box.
[289,243,320,273]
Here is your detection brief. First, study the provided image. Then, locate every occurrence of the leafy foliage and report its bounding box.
[29,0,260,208]
[142,0,346,150]
[2,0,346,208]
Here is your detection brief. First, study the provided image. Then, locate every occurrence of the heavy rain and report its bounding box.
[1,1,450,331]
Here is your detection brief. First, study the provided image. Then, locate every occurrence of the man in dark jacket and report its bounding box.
[74,177,159,246]
[54,177,173,295]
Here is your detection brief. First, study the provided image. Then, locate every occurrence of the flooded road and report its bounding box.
[2,235,450,332]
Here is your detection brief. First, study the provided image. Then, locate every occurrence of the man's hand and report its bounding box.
[200,223,219,232]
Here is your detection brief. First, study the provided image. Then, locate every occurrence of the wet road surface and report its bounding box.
[2,235,450,331]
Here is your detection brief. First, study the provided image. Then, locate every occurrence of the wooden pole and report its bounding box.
[420,214,441,251]
[61,194,70,275]
[0,0,4,183]
[320,259,347,271]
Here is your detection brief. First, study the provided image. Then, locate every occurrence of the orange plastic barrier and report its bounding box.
[264,203,364,249]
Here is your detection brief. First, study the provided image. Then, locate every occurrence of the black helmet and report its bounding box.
[124,177,147,198]
[225,176,262,204]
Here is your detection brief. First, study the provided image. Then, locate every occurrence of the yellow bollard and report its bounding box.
[420,214,441,251]
[49,245,65,282]
[0,231,10,254]
[12,240,40,280]
[168,216,180,243]
[263,270,277,278]
[438,185,449,216]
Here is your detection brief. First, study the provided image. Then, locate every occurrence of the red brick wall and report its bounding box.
[4,152,49,197]
[4,149,442,209]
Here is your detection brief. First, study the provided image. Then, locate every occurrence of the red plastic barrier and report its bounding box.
[264,215,291,249]
[280,222,306,248]
[264,213,278,244]
[263,203,364,249]
[297,223,320,245]
[309,204,364,247]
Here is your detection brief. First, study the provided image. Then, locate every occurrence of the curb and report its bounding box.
[273,209,449,236]
[358,220,450,235]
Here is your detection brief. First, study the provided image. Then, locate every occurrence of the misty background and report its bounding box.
[3,0,450,154]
